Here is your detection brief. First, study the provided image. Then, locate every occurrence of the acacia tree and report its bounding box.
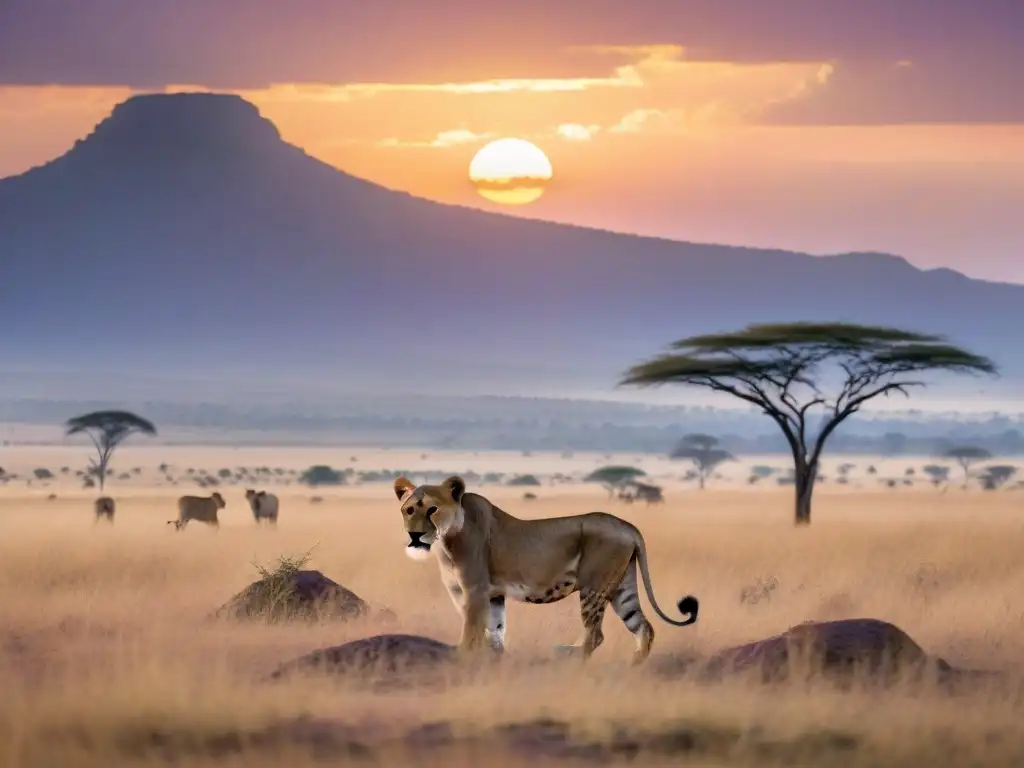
[620,323,996,525]
[65,410,157,492]
[670,433,733,489]
[583,465,646,497]
[979,465,1017,491]
[921,464,951,489]
[943,446,993,489]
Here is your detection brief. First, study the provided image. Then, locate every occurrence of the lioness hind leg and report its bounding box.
[611,557,655,665]
[580,589,608,657]
[554,588,607,660]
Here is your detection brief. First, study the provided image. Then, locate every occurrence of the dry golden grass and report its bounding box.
[1,446,1023,766]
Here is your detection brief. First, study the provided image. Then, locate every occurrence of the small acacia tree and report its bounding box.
[65,410,157,492]
[943,446,993,489]
[299,465,346,486]
[979,464,1017,491]
[670,433,733,489]
[584,465,646,497]
[620,322,996,525]
[921,464,951,488]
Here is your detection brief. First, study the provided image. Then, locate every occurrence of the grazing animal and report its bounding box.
[94,496,115,523]
[392,475,699,664]
[245,488,279,525]
[168,492,226,531]
[619,481,664,505]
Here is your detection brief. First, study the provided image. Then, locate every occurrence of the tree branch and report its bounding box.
[83,430,104,469]
[807,381,920,466]
[698,377,803,459]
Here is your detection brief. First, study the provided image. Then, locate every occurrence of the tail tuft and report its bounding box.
[676,595,699,625]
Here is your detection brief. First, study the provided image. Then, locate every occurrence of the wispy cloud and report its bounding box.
[377,128,495,148]
[433,129,494,146]
[608,102,739,136]
[610,108,680,133]
[241,44,830,104]
[241,61,643,103]
[341,46,833,148]
[556,123,600,141]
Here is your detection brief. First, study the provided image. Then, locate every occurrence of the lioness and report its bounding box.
[245,489,279,525]
[94,496,116,523]
[393,475,698,664]
[168,492,225,531]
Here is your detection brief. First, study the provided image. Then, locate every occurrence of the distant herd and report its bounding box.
[92,489,279,529]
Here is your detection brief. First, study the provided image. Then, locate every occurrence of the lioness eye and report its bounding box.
[426,506,437,516]
[404,508,414,515]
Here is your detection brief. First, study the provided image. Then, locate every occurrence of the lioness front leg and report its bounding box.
[485,595,506,652]
[444,581,465,618]
[458,587,491,653]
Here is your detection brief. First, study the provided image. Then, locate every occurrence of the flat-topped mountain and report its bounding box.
[1,92,1019,395]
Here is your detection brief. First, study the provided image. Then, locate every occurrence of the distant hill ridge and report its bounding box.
[1,92,1020,395]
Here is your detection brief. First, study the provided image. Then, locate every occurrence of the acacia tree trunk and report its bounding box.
[95,451,112,493]
[793,459,816,526]
[958,460,970,489]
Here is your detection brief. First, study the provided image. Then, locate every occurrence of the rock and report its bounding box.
[214,569,377,623]
[699,618,950,684]
[265,634,461,688]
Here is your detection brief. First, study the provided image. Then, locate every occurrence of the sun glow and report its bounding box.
[469,138,553,206]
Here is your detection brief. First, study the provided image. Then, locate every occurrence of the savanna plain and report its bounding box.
[1,445,1023,767]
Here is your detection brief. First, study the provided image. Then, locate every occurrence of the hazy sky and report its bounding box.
[2,0,1023,283]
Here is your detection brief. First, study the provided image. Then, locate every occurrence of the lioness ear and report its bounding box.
[444,475,466,503]
[393,476,416,501]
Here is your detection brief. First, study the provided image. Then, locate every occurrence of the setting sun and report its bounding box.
[469,138,553,206]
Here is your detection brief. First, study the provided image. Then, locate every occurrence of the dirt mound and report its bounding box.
[266,634,462,688]
[653,617,1010,694]
[215,564,381,624]
[265,633,521,691]
[698,618,948,683]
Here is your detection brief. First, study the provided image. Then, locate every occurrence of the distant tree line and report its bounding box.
[4,396,1024,456]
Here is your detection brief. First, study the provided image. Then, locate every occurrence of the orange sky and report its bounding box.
[3,43,1023,283]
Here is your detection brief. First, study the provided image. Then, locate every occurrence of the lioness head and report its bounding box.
[392,475,466,560]
[211,491,226,508]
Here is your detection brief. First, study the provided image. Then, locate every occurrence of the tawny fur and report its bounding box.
[392,475,699,664]
[93,496,115,523]
[168,492,225,531]
[245,489,279,525]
